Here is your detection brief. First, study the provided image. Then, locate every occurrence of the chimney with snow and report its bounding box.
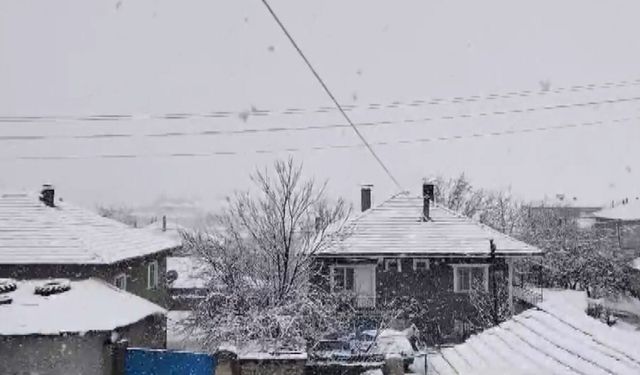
[422,182,434,221]
[361,185,373,212]
[40,184,55,207]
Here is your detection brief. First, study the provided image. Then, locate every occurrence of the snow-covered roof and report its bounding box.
[0,278,165,336]
[319,192,540,257]
[425,302,640,375]
[142,219,189,243]
[167,256,209,289]
[594,199,640,221]
[0,192,180,264]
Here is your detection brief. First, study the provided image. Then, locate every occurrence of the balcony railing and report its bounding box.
[355,295,376,309]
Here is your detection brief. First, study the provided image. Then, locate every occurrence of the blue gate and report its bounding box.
[125,348,216,375]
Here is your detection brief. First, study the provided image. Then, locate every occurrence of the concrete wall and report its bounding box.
[118,314,167,349]
[315,256,510,344]
[0,333,112,375]
[0,315,165,375]
[0,252,170,307]
[239,359,306,375]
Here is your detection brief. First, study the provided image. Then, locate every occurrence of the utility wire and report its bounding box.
[259,0,401,189]
[2,115,635,161]
[1,78,639,124]
[1,95,639,142]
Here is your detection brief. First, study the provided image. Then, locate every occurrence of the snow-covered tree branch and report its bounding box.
[181,158,353,352]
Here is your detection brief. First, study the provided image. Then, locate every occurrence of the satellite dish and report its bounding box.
[166,270,178,285]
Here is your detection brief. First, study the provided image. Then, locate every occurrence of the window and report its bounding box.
[331,266,355,292]
[114,273,127,290]
[384,258,401,272]
[147,261,159,289]
[413,258,430,271]
[452,265,489,293]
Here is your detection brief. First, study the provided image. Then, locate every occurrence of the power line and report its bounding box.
[259,0,401,189]
[2,115,635,161]
[2,95,638,142]
[1,78,639,124]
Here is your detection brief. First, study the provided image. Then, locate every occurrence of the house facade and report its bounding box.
[166,256,208,310]
[0,186,181,307]
[314,184,541,344]
[0,278,166,375]
[594,198,640,257]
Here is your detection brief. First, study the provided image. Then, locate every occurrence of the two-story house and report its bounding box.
[314,183,541,344]
[0,185,181,307]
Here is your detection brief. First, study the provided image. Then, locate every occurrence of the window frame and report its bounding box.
[412,258,430,272]
[114,273,127,290]
[330,265,355,293]
[451,264,489,293]
[384,258,402,272]
[147,260,159,290]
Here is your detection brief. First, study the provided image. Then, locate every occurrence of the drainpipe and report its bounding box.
[490,239,499,326]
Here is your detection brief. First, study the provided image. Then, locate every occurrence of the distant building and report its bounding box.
[594,198,640,290]
[0,185,181,307]
[527,193,604,229]
[0,278,165,375]
[166,256,209,310]
[313,184,542,344]
[594,198,640,258]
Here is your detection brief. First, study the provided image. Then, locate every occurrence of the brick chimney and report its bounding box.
[422,182,434,221]
[361,185,373,212]
[39,184,55,207]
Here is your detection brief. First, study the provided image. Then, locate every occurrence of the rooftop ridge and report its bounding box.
[0,190,180,265]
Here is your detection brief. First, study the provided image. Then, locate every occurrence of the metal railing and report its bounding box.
[355,295,376,309]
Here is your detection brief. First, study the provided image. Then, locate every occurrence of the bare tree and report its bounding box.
[181,158,352,352]
[433,174,524,236]
[434,174,634,311]
[433,174,490,219]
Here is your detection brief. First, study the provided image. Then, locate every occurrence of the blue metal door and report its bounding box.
[125,348,216,375]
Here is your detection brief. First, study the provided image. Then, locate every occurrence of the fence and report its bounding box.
[124,348,216,375]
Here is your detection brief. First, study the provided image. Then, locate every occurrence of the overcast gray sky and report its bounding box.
[1,0,639,211]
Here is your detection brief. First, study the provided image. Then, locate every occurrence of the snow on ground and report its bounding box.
[541,288,589,313]
[604,294,640,317]
[542,287,640,332]
[370,329,415,357]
